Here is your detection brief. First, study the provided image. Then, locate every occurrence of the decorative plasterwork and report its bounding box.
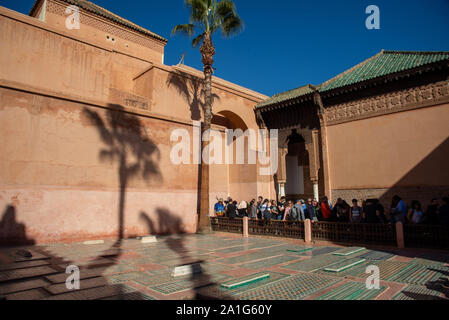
[47,0,165,52]
[324,80,449,126]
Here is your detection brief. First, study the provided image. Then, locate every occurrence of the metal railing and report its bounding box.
[311,221,397,245]
[404,224,449,248]
[209,217,448,249]
[210,217,243,234]
[248,219,305,239]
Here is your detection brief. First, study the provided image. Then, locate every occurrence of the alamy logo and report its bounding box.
[65,5,80,30]
[365,5,380,30]
[365,265,380,290]
[65,265,80,290]
[170,121,278,176]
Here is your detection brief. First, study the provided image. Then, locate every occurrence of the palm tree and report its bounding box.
[172,0,243,232]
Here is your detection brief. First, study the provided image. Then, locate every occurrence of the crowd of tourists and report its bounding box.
[214,195,449,226]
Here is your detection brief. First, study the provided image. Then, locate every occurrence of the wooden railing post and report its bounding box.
[243,216,249,238]
[396,222,405,249]
[304,219,312,243]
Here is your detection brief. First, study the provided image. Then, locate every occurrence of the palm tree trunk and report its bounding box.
[197,33,215,233]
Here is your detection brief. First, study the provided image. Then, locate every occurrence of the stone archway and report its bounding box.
[210,110,257,204]
[277,128,322,201]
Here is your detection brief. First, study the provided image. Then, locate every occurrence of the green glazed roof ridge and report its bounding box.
[257,50,449,109]
[256,84,317,109]
[29,0,167,42]
[319,50,449,93]
[318,50,384,92]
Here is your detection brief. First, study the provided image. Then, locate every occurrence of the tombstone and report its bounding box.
[172,263,203,277]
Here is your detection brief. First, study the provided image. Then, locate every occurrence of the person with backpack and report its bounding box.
[226,199,238,218]
[249,199,258,220]
[290,199,305,221]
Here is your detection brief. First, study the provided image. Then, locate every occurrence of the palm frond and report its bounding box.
[186,0,208,23]
[216,0,235,17]
[171,23,195,37]
[192,32,206,47]
[221,14,243,37]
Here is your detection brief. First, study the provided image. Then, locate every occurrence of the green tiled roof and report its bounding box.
[256,84,316,109]
[29,0,167,42]
[320,50,449,92]
[257,50,449,109]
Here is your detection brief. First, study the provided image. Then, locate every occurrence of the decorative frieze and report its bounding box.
[324,80,449,125]
[47,0,165,53]
[109,88,152,112]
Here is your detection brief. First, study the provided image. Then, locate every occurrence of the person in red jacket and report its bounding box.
[320,196,332,221]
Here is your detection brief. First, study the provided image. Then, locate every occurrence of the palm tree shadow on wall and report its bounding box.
[166,69,220,122]
[83,104,162,241]
[166,70,220,214]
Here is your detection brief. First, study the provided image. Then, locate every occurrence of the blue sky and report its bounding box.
[1,0,448,96]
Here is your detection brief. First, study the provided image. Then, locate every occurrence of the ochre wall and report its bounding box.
[326,102,449,206]
[0,6,270,243]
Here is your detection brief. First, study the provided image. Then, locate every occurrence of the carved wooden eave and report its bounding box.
[323,80,449,126]
[255,93,316,130]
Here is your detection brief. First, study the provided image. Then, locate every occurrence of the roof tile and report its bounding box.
[257,50,449,109]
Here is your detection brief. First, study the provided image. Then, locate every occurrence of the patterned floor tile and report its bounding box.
[235,273,341,300]
[332,247,365,256]
[316,282,386,300]
[107,272,143,284]
[239,255,300,269]
[354,261,407,281]
[196,271,290,299]
[387,264,448,285]
[324,258,367,272]
[5,288,49,300]
[300,247,341,256]
[44,284,136,300]
[216,251,282,265]
[356,250,395,261]
[0,266,58,283]
[281,255,345,272]
[148,273,231,295]
[392,284,444,300]
[4,249,50,262]
[315,259,375,278]
[101,291,155,300]
[45,267,106,284]
[45,277,107,295]
[0,278,49,295]
[0,260,50,272]
[411,258,448,267]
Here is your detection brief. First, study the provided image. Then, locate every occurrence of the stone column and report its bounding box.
[243,216,249,238]
[277,144,288,199]
[306,130,321,200]
[313,182,319,201]
[396,222,405,249]
[304,219,312,243]
[279,183,286,198]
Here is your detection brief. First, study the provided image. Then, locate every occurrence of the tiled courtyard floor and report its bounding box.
[0,232,448,300]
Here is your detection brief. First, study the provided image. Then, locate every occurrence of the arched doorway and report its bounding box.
[209,110,256,204]
[284,129,311,199]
